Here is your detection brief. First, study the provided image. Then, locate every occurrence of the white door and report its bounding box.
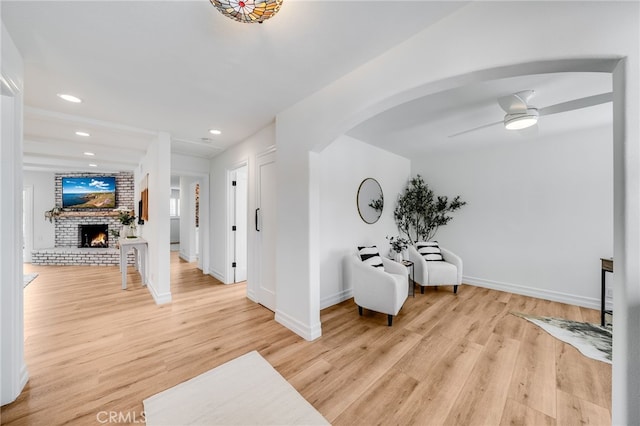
[232,166,248,282]
[255,151,277,311]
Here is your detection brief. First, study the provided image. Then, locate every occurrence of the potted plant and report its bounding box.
[45,204,62,222]
[386,235,411,262]
[116,210,137,238]
[394,174,466,243]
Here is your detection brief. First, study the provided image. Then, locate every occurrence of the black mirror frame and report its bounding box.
[357,178,384,224]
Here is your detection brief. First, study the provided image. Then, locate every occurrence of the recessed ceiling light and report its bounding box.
[88,163,98,167]
[84,152,95,156]
[209,129,222,135]
[57,93,82,103]
[75,131,90,137]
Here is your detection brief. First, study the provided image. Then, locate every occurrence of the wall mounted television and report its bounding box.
[61,176,116,209]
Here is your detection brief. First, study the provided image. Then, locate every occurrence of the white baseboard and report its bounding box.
[275,309,322,342]
[146,278,172,305]
[0,363,29,405]
[320,288,353,310]
[179,251,198,263]
[209,268,224,283]
[463,275,600,310]
[19,363,29,393]
[246,287,258,303]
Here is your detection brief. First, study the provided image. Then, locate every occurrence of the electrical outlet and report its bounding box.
[606,288,614,298]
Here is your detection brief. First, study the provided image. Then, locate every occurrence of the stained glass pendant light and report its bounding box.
[210,0,283,24]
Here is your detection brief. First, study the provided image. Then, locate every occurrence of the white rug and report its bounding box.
[512,312,612,364]
[23,273,38,288]
[143,350,329,426]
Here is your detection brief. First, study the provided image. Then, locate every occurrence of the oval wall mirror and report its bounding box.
[357,178,384,224]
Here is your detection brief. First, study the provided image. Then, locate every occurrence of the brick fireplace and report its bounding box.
[55,214,121,249]
[79,224,109,248]
[31,171,137,266]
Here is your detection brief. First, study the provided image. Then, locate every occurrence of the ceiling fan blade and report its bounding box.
[498,90,535,113]
[539,92,613,116]
[448,120,502,138]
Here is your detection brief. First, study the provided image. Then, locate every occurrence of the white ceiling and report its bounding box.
[1,0,468,173]
[348,71,613,157]
[2,1,613,173]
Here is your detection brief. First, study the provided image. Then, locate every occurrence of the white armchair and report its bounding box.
[347,254,408,326]
[408,244,462,294]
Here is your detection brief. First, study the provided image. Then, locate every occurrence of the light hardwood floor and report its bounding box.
[2,253,611,425]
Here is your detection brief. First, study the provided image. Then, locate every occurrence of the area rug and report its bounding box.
[511,312,612,364]
[23,273,38,288]
[143,350,329,426]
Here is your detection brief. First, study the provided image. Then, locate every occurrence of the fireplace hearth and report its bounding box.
[78,224,109,248]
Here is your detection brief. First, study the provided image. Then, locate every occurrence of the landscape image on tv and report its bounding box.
[62,176,116,208]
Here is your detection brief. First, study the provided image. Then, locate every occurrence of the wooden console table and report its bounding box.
[600,257,613,326]
[119,237,147,290]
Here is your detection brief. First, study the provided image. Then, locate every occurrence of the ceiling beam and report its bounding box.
[25,106,158,137]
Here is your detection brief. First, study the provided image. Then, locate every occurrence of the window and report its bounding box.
[170,197,180,217]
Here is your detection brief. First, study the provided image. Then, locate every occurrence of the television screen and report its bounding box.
[62,176,116,208]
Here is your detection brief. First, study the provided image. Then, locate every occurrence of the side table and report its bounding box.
[401,259,415,298]
[119,237,148,290]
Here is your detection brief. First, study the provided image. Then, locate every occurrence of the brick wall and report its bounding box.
[31,248,135,266]
[54,172,134,248]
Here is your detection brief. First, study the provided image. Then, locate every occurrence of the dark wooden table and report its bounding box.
[401,259,415,297]
[600,257,613,327]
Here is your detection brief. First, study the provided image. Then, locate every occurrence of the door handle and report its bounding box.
[255,208,260,232]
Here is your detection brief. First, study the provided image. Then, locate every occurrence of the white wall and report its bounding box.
[276,0,638,337]
[171,153,210,273]
[172,153,210,175]
[23,171,55,250]
[170,220,180,243]
[1,21,28,405]
[209,123,274,287]
[170,218,180,243]
[179,177,198,262]
[412,125,613,308]
[137,132,171,304]
[319,135,410,308]
[170,188,180,244]
[275,2,638,421]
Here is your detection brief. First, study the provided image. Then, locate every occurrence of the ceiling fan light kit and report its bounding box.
[449,88,612,139]
[210,0,283,23]
[504,108,539,130]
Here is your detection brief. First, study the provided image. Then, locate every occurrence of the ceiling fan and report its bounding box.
[449,89,613,138]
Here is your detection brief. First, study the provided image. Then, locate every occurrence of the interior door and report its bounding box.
[255,151,276,311]
[233,166,248,282]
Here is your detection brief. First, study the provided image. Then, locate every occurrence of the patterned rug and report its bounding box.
[23,273,39,288]
[511,311,612,364]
